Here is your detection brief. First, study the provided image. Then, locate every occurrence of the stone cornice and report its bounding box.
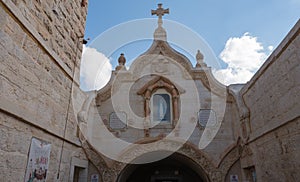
[0,96,81,147]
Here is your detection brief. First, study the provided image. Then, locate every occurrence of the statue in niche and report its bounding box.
[153,94,171,122]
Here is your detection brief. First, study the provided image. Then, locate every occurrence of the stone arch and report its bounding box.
[79,127,241,182]
[106,139,217,182]
[117,151,210,182]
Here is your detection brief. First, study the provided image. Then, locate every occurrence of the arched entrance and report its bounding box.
[117,151,209,182]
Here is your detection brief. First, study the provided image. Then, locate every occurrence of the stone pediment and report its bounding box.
[126,40,227,97]
[137,75,185,96]
[139,40,194,72]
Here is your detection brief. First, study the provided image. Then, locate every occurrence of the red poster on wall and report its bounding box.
[24,138,51,182]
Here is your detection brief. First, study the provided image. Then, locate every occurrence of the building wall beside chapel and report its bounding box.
[0,112,89,181]
[240,20,300,181]
[0,0,91,181]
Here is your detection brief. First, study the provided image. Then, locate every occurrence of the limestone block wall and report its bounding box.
[3,0,87,73]
[0,112,88,181]
[0,0,90,181]
[241,20,300,181]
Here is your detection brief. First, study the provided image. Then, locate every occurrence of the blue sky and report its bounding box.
[80,0,299,90]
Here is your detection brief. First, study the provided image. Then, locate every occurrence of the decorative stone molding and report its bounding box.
[96,73,116,104]
[113,140,215,180]
[137,76,182,136]
[115,53,127,71]
[96,70,135,104]
[78,117,241,182]
[229,84,251,143]
[151,57,170,74]
[195,50,207,68]
[113,139,240,182]
[78,91,97,124]
[192,68,227,98]
[96,38,227,104]
[151,4,169,41]
[140,40,194,72]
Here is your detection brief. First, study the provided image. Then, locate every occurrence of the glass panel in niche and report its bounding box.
[152,94,171,122]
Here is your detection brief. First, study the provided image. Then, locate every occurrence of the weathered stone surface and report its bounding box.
[241,20,300,181]
[81,18,300,182]
[0,1,299,181]
[0,1,89,181]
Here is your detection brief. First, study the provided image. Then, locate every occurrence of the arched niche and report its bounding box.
[117,151,210,182]
[137,75,184,127]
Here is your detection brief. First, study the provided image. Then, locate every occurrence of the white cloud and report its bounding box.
[80,45,112,91]
[268,46,274,51]
[213,33,273,85]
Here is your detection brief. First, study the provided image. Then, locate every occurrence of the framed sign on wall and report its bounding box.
[24,137,51,182]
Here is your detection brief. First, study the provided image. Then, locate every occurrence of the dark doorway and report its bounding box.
[117,152,208,182]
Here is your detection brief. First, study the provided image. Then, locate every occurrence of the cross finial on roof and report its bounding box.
[151,3,169,27]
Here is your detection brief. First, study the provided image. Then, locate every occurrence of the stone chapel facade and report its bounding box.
[0,1,299,182]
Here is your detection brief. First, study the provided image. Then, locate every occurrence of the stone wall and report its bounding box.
[1,0,299,181]
[0,0,90,181]
[247,118,299,181]
[4,0,87,74]
[241,20,300,181]
[0,112,88,181]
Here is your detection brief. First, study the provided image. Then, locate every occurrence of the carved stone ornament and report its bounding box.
[228,84,251,143]
[195,50,207,68]
[140,40,193,73]
[116,53,127,71]
[151,57,170,74]
[151,3,169,41]
[137,76,181,128]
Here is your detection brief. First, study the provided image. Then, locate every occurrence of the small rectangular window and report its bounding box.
[73,166,86,182]
[244,166,257,182]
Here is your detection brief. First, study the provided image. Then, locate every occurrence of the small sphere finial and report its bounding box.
[116,53,127,71]
[118,53,126,65]
[195,50,207,68]
[196,50,203,61]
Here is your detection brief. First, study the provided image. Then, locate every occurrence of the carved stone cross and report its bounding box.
[151,4,169,18]
[151,4,169,26]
